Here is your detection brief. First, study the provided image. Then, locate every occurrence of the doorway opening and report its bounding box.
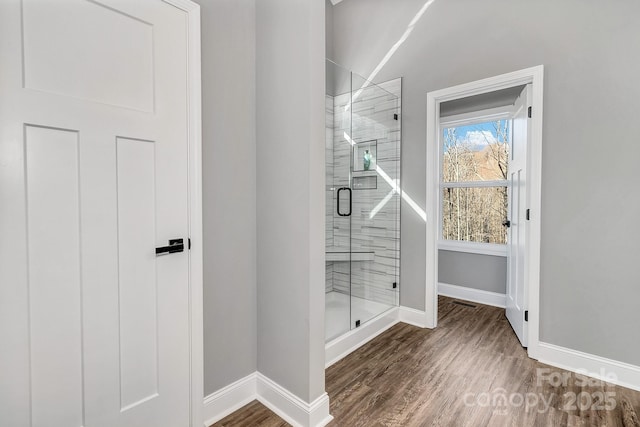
[425,66,544,359]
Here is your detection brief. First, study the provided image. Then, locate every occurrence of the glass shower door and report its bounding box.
[325,59,401,342]
[325,60,352,342]
[348,73,401,328]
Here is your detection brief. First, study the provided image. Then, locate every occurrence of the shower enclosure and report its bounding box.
[325,60,401,342]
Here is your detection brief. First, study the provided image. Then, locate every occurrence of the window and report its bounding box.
[439,113,510,255]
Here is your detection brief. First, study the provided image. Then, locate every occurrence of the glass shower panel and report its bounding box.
[349,72,401,329]
[325,60,352,342]
[325,59,401,343]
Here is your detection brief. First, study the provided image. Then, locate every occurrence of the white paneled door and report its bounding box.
[0,1,193,426]
[505,84,531,347]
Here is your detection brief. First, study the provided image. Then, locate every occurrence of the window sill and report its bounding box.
[438,240,507,257]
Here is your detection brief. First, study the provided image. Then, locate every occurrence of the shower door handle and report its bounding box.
[337,187,352,217]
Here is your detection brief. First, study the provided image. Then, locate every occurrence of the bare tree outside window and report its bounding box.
[442,120,509,244]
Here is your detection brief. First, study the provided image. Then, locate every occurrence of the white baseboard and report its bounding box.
[256,373,333,427]
[438,282,506,308]
[203,372,332,427]
[534,341,640,392]
[399,305,430,328]
[325,307,399,368]
[203,373,257,427]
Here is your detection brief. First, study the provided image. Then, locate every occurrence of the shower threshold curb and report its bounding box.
[325,306,400,368]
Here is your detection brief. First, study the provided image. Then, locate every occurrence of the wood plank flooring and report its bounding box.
[212,296,640,426]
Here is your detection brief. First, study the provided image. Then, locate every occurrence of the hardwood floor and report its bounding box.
[212,296,640,426]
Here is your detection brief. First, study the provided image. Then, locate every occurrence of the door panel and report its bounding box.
[506,84,531,347]
[25,125,84,427]
[116,138,159,411]
[22,0,155,111]
[0,1,191,426]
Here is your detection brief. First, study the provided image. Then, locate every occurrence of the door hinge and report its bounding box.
[527,106,532,118]
[188,238,191,250]
[393,113,398,121]
[526,209,530,220]
[524,310,529,322]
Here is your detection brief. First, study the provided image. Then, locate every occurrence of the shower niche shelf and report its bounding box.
[352,175,377,190]
[325,250,375,262]
[352,170,377,176]
[353,140,377,172]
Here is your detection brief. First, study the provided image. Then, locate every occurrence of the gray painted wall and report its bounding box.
[195,0,257,396]
[332,0,640,367]
[439,251,506,294]
[326,0,334,61]
[256,0,326,402]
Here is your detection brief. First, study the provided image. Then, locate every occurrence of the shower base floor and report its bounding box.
[325,291,394,342]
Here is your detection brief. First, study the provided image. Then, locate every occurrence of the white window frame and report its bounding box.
[438,105,513,257]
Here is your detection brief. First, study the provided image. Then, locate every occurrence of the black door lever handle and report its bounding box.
[502,220,511,228]
[156,238,184,255]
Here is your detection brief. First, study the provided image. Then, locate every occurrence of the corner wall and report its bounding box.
[325,0,334,61]
[196,0,258,396]
[256,0,327,406]
[199,0,331,420]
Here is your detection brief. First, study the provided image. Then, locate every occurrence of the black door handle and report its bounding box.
[337,187,352,217]
[156,238,184,255]
[502,220,511,228]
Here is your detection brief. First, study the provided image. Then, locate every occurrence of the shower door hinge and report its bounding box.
[524,310,529,322]
[393,113,398,120]
[392,282,397,289]
[188,238,191,250]
[526,209,530,220]
[355,320,361,328]
[528,106,532,118]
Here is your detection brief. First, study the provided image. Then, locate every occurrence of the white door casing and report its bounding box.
[0,0,202,426]
[505,84,532,347]
[425,66,544,358]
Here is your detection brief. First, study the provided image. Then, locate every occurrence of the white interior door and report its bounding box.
[0,1,193,426]
[505,84,531,347]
